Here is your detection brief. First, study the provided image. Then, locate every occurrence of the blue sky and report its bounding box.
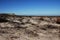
[0,0,60,16]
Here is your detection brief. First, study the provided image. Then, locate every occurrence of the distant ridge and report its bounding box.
[0,13,60,17]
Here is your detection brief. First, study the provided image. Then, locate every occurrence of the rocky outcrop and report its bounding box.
[0,14,60,40]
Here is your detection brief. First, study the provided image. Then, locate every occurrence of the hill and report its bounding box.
[0,13,60,40]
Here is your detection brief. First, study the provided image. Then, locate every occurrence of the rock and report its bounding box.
[56,17,60,24]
